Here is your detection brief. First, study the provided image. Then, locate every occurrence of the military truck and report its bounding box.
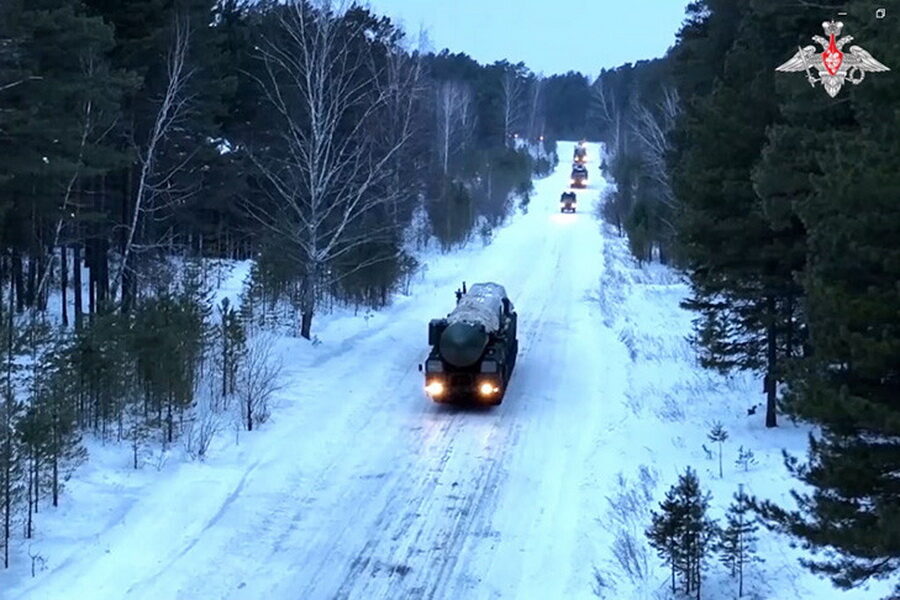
[570,164,588,188]
[420,282,518,405]
[560,191,577,213]
[573,144,587,164]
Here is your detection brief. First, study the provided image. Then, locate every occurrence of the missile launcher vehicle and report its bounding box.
[420,282,518,405]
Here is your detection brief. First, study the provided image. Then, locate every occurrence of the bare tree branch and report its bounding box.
[113,13,196,302]
[244,0,419,338]
[0,76,42,93]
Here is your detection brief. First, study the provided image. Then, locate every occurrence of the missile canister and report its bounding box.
[439,322,489,367]
[438,283,506,367]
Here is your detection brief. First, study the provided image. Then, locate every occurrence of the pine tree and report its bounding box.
[671,1,844,429]
[756,3,900,595]
[647,467,717,598]
[734,446,757,472]
[41,334,87,506]
[218,297,245,409]
[17,317,54,540]
[647,476,686,594]
[719,485,761,596]
[0,293,23,568]
[707,421,728,478]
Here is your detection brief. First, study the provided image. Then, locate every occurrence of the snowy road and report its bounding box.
[7,143,873,600]
[8,142,630,600]
[174,142,627,600]
[14,142,829,600]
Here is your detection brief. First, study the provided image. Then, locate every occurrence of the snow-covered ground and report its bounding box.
[2,143,888,600]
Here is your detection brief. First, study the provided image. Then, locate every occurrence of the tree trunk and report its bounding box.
[4,286,13,568]
[73,243,83,331]
[87,238,96,316]
[765,295,778,428]
[121,163,133,313]
[785,294,794,360]
[300,309,313,340]
[25,254,36,309]
[52,419,59,507]
[61,244,69,326]
[12,249,24,313]
[221,333,228,406]
[99,237,109,309]
[33,455,39,512]
[166,395,174,444]
[26,454,33,539]
[132,427,139,470]
[670,556,676,593]
[37,250,48,311]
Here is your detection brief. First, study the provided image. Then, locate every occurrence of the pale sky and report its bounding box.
[365,1,693,77]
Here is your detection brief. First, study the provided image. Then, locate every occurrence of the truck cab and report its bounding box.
[570,164,588,188]
[573,145,587,164]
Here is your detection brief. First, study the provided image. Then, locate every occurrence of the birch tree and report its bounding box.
[245,1,417,338]
[631,86,679,208]
[435,79,475,175]
[114,14,196,311]
[591,75,621,155]
[499,62,527,144]
[379,38,424,228]
[526,74,544,140]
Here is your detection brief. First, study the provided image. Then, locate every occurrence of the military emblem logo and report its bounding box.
[776,20,890,97]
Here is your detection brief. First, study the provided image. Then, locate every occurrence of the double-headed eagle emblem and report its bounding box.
[776,20,889,97]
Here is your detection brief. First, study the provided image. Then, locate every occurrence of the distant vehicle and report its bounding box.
[573,145,587,164]
[420,282,518,405]
[570,164,588,188]
[560,191,577,213]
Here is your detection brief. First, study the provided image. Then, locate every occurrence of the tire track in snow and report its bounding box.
[324,216,564,599]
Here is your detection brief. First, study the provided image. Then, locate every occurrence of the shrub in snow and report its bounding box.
[606,472,655,584]
[235,333,284,432]
[479,221,493,246]
[734,446,758,472]
[184,383,222,461]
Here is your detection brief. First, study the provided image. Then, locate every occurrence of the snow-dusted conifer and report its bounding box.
[718,485,762,596]
[647,467,717,599]
[735,445,757,472]
[707,421,728,478]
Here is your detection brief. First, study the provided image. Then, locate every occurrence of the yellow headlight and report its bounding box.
[425,381,445,396]
[479,382,498,396]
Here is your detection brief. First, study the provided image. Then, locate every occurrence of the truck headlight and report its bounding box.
[481,360,498,373]
[426,359,443,372]
[425,380,445,396]
[478,382,499,396]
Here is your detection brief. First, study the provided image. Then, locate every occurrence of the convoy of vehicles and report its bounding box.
[421,142,591,405]
[420,282,518,405]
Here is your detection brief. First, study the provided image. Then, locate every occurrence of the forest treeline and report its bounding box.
[590,0,899,595]
[0,0,591,569]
